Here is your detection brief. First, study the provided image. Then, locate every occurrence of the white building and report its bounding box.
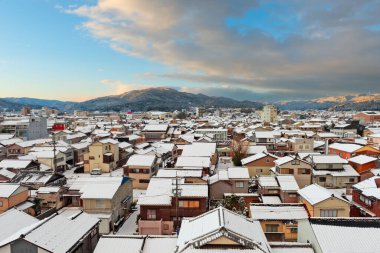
[261,105,278,124]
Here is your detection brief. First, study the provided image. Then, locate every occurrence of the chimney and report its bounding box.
[375,178,380,188]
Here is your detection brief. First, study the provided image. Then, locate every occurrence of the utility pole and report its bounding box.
[52,132,57,173]
[172,173,182,234]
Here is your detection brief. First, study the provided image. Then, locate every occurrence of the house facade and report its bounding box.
[84,138,119,173]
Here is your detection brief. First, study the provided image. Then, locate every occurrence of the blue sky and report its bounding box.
[1,0,380,101]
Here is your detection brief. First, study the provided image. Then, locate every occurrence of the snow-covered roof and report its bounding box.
[177,207,271,253]
[311,155,348,164]
[143,124,169,132]
[306,218,380,253]
[0,209,38,245]
[23,212,99,253]
[0,159,33,169]
[80,183,120,199]
[276,175,299,191]
[0,169,16,179]
[94,236,177,253]
[181,143,216,157]
[261,196,282,204]
[227,167,250,179]
[250,204,308,220]
[0,184,24,198]
[312,164,359,177]
[0,134,14,141]
[71,142,90,150]
[353,176,380,199]
[246,145,268,155]
[328,143,362,153]
[275,156,294,166]
[270,243,314,253]
[36,186,61,194]
[298,184,348,205]
[28,150,60,159]
[255,131,274,139]
[118,142,132,149]
[176,156,210,168]
[348,155,377,165]
[99,138,119,145]
[17,138,51,148]
[156,169,203,178]
[0,138,23,146]
[259,176,279,188]
[241,152,274,165]
[317,132,339,138]
[209,167,250,184]
[127,154,156,167]
[138,178,208,206]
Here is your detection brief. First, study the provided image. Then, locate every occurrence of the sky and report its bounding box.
[1,0,380,102]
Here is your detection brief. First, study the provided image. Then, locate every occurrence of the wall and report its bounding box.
[245,156,276,177]
[259,220,299,242]
[0,189,28,213]
[328,148,351,159]
[352,190,380,216]
[314,198,350,217]
[210,180,249,200]
[138,220,174,235]
[278,161,312,188]
[298,220,323,253]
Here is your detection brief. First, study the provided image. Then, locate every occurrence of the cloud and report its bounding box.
[68,0,380,100]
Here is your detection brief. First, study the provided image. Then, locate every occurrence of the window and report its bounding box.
[290,227,298,233]
[349,178,355,183]
[95,199,106,208]
[291,160,300,165]
[298,168,310,174]
[179,200,199,208]
[266,224,279,232]
[0,201,2,207]
[360,195,372,206]
[328,164,333,169]
[288,193,297,198]
[89,156,95,160]
[319,177,326,182]
[256,169,263,173]
[139,179,150,184]
[288,169,294,174]
[320,209,338,217]
[266,158,270,163]
[147,209,157,220]
[235,182,244,188]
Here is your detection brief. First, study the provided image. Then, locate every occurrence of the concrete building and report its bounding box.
[261,105,278,124]
[0,117,48,140]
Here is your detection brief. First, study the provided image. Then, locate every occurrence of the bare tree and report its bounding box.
[231,139,248,166]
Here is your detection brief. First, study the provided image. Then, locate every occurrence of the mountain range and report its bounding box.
[0,87,262,112]
[0,88,379,112]
[276,93,380,111]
